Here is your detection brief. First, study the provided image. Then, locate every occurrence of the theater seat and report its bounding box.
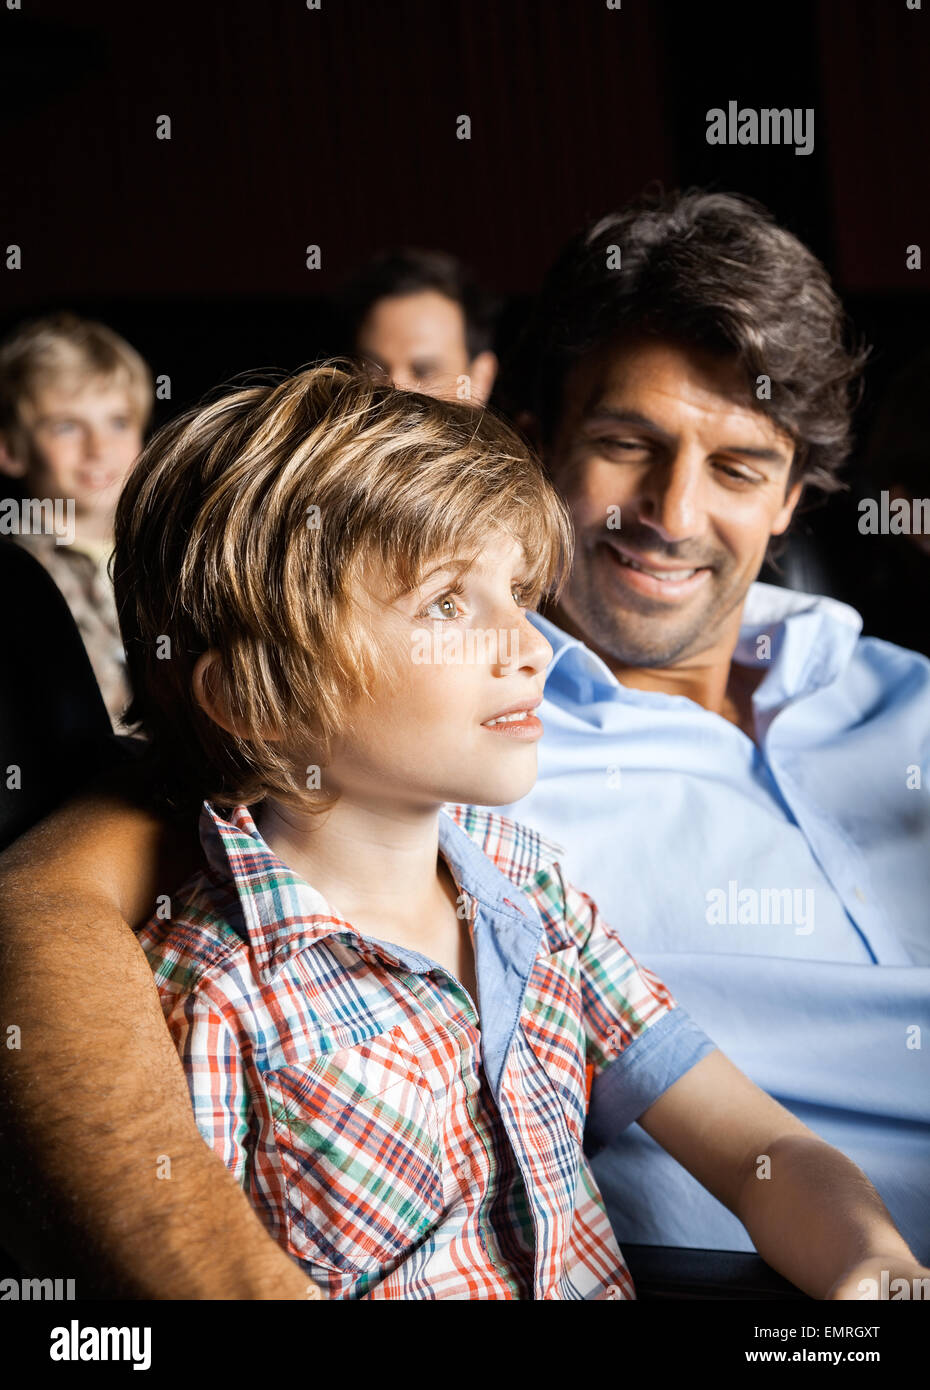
[0,540,125,852]
[622,1244,807,1300]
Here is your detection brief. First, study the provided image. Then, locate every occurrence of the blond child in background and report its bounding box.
[0,312,152,728]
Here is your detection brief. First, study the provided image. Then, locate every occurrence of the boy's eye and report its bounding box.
[423,592,462,621]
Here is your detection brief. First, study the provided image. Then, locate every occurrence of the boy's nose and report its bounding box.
[490,614,552,677]
[83,429,106,460]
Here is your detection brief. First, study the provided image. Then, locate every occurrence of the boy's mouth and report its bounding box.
[76,467,120,490]
[480,697,543,740]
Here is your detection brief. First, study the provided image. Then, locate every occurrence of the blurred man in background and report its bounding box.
[338,247,498,404]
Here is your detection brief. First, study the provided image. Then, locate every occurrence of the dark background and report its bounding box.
[2,0,929,631]
[3,0,927,408]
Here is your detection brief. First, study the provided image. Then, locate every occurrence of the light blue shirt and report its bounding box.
[497,583,930,1259]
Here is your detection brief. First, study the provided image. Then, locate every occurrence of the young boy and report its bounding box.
[115,364,928,1300]
[0,312,152,729]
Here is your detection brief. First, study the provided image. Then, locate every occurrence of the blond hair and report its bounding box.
[0,312,153,453]
[113,362,573,814]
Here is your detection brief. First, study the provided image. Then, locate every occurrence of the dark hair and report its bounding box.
[505,189,869,495]
[337,248,497,359]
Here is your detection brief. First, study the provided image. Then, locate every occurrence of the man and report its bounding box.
[338,247,498,403]
[493,190,930,1258]
[1,192,926,1296]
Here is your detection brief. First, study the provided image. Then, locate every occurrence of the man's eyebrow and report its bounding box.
[719,444,789,464]
[582,406,674,440]
[582,405,789,464]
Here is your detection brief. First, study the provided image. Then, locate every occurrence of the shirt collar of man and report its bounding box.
[197,800,550,983]
[532,581,864,713]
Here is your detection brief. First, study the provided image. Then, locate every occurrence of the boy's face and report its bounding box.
[317,530,554,810]
[1,380,144,528]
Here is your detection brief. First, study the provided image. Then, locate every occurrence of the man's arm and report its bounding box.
[0,774,318,1299]
[637,1048,927,1300]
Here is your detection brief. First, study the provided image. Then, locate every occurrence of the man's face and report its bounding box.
[355,290,495,404]
[546,338,802,668]
[319,530,553,811]
[1,380,144,526]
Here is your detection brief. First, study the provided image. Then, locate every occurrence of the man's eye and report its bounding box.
[51,421,78,433]
[598,438,644,453]
[716,463,757,484]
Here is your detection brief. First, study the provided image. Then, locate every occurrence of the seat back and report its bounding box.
[0,540,122,851]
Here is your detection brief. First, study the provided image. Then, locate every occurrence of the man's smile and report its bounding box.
[599,539,713,602]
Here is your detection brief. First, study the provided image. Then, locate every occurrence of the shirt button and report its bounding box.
[853,886,867,903]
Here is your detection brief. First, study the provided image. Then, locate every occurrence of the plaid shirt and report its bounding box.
[138,802,716,1300]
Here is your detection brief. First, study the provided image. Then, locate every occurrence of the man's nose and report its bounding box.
[389,368,419,393]
[634,454,704,544]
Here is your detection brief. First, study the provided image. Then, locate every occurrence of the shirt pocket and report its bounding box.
[264,1023,445,1277]
[519,943,589,1146]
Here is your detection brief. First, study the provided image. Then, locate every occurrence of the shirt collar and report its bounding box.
[531,581,863,710]
[198,801,540,980]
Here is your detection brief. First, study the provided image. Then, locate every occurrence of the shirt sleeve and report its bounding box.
[161,986,253,1184]
[547,865,719,1147]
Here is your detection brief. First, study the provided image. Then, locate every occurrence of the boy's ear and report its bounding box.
[192,651,238,736]
[192,650,283,742]
[0,433,27,479]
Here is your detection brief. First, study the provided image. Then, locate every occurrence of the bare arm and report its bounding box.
[0,771,318,1299]
[637,1049,926,1300]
